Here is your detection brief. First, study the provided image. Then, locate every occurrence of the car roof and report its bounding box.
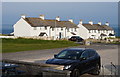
[64,48,95,51]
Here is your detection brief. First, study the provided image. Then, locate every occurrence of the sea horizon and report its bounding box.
[1,24,119,37]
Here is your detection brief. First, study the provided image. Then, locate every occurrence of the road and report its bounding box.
[2,43,119,76]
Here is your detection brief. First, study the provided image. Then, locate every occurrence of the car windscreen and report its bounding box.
[56,50,83,60]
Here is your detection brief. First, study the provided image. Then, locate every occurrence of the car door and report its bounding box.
[79,50,91,73]
[88,50,97,69]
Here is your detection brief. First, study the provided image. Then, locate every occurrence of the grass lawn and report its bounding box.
[2,38,79,53]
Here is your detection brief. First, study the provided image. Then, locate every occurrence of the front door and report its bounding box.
[59,32,62,39]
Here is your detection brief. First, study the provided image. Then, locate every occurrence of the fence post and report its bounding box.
[111,62,117,77]
[102,65,104,77]
[111,62,113,76]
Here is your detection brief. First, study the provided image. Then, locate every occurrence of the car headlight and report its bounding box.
[64,65,71,70]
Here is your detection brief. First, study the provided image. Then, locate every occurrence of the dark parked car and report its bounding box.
[68,36,84,42]
[1,62,25,77]
[46,48,101,77]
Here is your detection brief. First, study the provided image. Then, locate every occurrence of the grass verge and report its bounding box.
[2,38,79,53]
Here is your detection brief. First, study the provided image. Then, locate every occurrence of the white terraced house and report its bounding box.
[14,15,79,39]
[77,20,115,39]
[13,15,115,40]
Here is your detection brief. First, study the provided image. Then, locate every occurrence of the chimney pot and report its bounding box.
[40,15,45,20]
[98,22,102,25]
[56,16,60,21]
[105,22,109,26]
[89,21,93,25]
[69,19,73,23]
[79,19,83,24]
[21,14,26,19]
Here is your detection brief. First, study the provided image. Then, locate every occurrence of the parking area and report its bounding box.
[2,43,119,76]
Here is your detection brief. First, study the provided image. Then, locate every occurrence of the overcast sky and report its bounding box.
[2,2,118,26]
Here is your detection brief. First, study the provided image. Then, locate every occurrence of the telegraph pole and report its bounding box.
[54,20,56,40]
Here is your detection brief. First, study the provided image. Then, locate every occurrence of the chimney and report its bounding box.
[56,16,60,21]
[105,22,109,26]
[98,22,102,25]
[69,19,73,23]
[79,19,83,25]
[89,20,93,25]
[21,14,26,19]
[40,15,45,20]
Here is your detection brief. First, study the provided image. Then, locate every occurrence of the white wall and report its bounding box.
[14,18,31,36]
[77,24,89,39]
[14,18,115,39]
[30,26,50,36]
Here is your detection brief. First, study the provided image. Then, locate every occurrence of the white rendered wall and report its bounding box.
[77,24,89,39]
[30,26,50,37]
[50,27,66,39]
[14,18,31,36]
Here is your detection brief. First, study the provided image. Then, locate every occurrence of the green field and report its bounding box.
[2,38,79,53]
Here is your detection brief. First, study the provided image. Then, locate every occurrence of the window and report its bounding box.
[57,51,67,58]
[33,27,37,30]
[45,26,47,30]
[101,30,103,33]
[56,50,83,60]
[94,30,96,33]
[89,30,91,33]
[80,51,89,59]
[52,28,54,31]
[75,28,77,32]
[98,30,100,33]
[106,30,108,33]
[71,28,73,31]
[67,28,69,32]
[91,30,93,33]
[89,50,96,57]
[57,28,59,31]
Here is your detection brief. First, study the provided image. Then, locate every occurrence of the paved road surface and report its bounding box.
[2,43,119,76]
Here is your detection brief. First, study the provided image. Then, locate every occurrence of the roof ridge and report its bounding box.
[24,17,77,28]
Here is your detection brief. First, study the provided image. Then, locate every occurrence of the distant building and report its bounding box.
[13,15,115,40]
[77,20,115,39]
[14,15,78,39]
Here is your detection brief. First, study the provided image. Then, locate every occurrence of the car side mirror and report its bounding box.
[54,54,57,58]
[80,57,87,61]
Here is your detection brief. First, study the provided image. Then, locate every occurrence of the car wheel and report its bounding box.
[90,64,100,75]
[71,69,80,77]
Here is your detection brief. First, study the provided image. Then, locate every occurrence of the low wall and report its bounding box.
[0,36,68,40]
[2,59,71,77]
[0,36,53,40]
